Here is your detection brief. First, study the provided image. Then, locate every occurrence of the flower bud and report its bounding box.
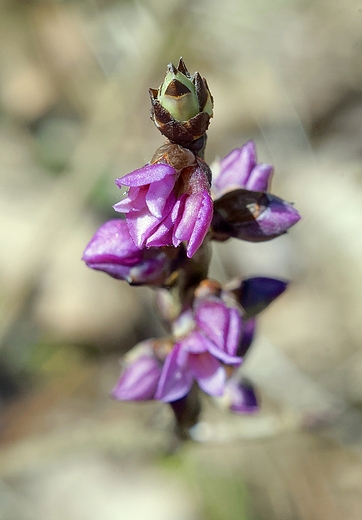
[149,57,213,147]
[211,188,301,242]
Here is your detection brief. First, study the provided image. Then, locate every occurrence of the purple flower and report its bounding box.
[155,296,243,402]
[212,189,301,242]
[82,219,174,285]
[113,160,213,258]
[211,141,300,242]
[112,341,163,401]
[212,141,273,197]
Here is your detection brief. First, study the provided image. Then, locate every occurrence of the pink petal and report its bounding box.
[189,352,226,396]
[224,307,243,356]
[126,208,161,247]
[196,299,229,349]
[145,197,181,247]
[114,186,147,213]
[245,163,273,192]
[112,355,161,401]
[179,330,208,354]
[173,193,201,242]
[214,141,256,194]
[116,163,175,187]
[186,191,213,257]
[155,344,193,402]
[145,175,176,218]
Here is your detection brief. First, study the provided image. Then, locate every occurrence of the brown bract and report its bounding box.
[149,57,213,148]
[149,90,211,146]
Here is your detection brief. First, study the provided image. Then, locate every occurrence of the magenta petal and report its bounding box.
[145,175,176,218]
[155,344,193,402]
[195,299,242,363]
[126,208,161,247]
[196,299,229,349]
[245,163,273,192]
[205,339,242,365]
[196,299,241,351]
[83,220,138,261]
[224,307,243,356]
[116,163,175,187]
[145,221,174,247]
[214,141,256,194]
[179,330,208,354]
[186,191,213,258]
[145,196,180,247]
[113,186,145,213]
[174,193,201,242]
[189,352,225,396]
[112,354,161,401]
[256,195,301,236]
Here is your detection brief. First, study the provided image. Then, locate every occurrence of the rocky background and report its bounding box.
[1,0,362,519]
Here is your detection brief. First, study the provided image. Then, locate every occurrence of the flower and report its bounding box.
[212,140,273,197]
[212,188,301,242]
[112,276,289,406]
[113,144,213,258]
[211,141,301,242]
[111,340,163,401]
[82,219,176,285]
[155,294,243,402]
[149,57,213,147]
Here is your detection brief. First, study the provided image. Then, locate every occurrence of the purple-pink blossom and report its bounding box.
[156,296,243,402]
[212,140,273,197]
[111,340,163,401]
[210,141,300,242]
[82,219,173,285]
[114,161,213,258]
[112,293,245,404]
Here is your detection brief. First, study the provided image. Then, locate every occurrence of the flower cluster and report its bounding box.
[82,58,300,436]
[111,277,287,410]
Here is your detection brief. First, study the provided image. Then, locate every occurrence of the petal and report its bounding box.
[205,338,242,365]
[145,197,181,248]
[224,307,243,356]
[116,163,175,187]
[186,191,213,258]
[114,186,148,213]
[212,189,301,242]
[145,175,176,218]
[155,344,193,402]
[195,299,229,349]
[82,219,146,280]
[245,163,273,192]
[174,193,201,242]
[178,330,208,354]
[126,208,161,248]
[235,276,288,317]
[255,194,301,237]
[83,220,138,262]
[213,141,256,194]
[189,352,225,396]
[112,354,161,401]
[196,299,241,356]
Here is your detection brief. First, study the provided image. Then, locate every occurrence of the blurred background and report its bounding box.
[1,0,362,518]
